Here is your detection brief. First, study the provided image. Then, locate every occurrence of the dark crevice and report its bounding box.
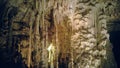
[109,21,120,68]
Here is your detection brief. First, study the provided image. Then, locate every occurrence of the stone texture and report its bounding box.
[0,0,120,68]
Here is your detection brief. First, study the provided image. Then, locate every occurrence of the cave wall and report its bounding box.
[0,0,120,68]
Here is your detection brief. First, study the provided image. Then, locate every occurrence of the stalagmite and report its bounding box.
[47,43,55,68]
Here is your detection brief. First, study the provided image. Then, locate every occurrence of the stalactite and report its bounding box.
[70,4,74,68]
[33,0,41,67]
[56,1,59,68]
[1,0,118,68]
[44,1,49,68]
[45,24,48,68]
[28,11,33,68]
[41,0,47,67]
[54,8,60,68]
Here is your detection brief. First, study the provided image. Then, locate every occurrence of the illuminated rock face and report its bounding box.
[53,0,117,68]
[0,0,119,68]
[68,1,109,68]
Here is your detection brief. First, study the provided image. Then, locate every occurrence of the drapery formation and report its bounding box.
[0,0,120,68]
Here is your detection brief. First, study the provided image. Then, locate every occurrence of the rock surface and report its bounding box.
[0,0,120,68]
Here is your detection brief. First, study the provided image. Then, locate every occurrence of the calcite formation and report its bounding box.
[0,0,120,68]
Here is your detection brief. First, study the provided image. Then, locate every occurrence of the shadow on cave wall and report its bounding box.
[0,0,27,68]
[0,36,28,68]
[109,20,120,68]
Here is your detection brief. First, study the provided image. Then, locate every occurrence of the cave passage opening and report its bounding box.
[109,20,120,68]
